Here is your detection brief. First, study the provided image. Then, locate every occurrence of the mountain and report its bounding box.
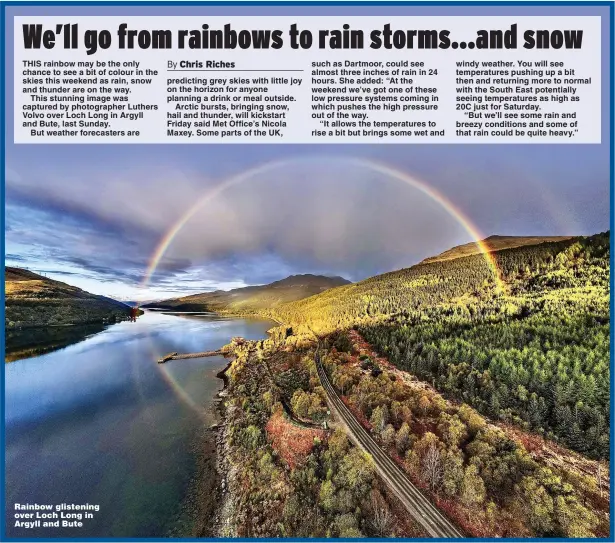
[143,274,351,313]
[5,267,133,328]
[421,235,572,264]
[264,233,608,334]
[117,301,144,307]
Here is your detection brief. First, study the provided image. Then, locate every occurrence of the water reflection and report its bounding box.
[5,323,110,363]
[4,310,271,538]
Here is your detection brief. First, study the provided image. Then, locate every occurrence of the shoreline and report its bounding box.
[173,356,234,538]
[212,357,235,537]
[169,356,233,538]
[181,323,277,537]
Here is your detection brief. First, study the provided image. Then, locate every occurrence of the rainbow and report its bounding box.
[137,326,224,418]
[139,157,506,297]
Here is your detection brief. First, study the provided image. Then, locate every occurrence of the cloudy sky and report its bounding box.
[5,143,609,301]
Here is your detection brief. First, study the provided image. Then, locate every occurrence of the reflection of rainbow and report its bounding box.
[141,341,211,419]
[158,360,207,414]
[141,321,225,419]
[140,157,506,297]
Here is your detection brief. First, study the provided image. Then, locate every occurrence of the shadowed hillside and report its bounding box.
[5,267,133,328]
[144,274,350,313]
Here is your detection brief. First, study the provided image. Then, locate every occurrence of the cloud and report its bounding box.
[6,253,26,262]
[5,148,609,299]
[33,269,80,276]
[150,161,474,279]
[6,160,468,288]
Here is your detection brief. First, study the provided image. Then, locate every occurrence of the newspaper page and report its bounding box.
[2,0,612,540]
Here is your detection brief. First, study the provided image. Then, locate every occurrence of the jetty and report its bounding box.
[157,337,247,364]
[157,350,222,363]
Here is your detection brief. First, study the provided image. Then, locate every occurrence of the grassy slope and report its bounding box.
[145,274,350,313]
[5,267,132,328]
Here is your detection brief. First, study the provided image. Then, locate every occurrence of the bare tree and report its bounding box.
[355,384,368,410]
[369,492,395,537]
[422,442,443,491]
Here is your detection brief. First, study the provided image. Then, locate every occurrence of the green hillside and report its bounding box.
[5,267,133,328]
[421,235,572,264]
[144,274,350,313]
[264,233,609,459]
[265,234,607,332]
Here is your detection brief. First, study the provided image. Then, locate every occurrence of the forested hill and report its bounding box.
[266,233,608,333]
[421,235,572,264]
[144,274,350,313]
[5,267,133,328]
[267,232,610,459]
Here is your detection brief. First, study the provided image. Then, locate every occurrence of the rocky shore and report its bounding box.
[212,362,236,537]
[167,358,236,538]
[183,337,270,537]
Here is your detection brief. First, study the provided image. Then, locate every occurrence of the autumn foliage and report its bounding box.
[266,410,325,469]
[323,330,609,538]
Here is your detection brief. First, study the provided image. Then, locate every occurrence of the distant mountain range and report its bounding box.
[143,274,351,313]
[5,267,133,328]
[145,235,578,316]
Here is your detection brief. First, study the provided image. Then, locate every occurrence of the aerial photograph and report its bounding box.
[4,143,610,538]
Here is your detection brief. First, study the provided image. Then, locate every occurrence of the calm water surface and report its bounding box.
[4,310,272,538]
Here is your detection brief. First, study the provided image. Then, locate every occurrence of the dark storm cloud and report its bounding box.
[59,256,145,284]
[154,258,193,273]
[151,254,294,288]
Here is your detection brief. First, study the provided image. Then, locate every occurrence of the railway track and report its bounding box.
[315,349,464,539]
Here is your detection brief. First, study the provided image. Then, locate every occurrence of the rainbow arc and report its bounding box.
[140,157,507,296]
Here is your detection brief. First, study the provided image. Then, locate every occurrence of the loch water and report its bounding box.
[4,310,272,538]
